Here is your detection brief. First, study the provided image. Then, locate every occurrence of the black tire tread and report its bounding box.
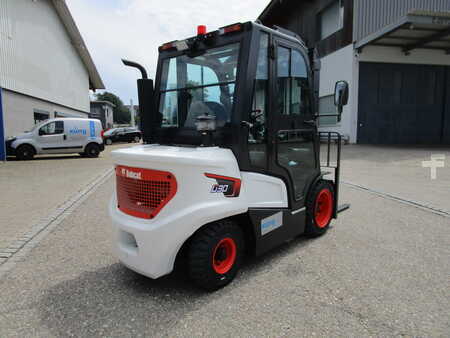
[16,144,35,160]
[85,143,100,158]
[188,220,244,291]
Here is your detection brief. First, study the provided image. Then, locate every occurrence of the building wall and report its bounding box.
[89,103,114,130]
[260,0,354,57]
[3,89,87,137]
[105,105,114,128]
[353,0,450,42]
[0,0,90,113]
[318,44,358,142]
[358,45,450,66]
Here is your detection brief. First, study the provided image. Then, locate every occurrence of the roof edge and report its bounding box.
[91,100,116,107]
[51,0,105,90]
[258,0,281,22]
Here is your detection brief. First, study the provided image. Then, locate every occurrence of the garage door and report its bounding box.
[358,62,450,145]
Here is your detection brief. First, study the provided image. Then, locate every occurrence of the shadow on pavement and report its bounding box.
[7,155,83,161]
[38,233,316,336]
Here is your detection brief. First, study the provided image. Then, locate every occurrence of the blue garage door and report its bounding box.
[358,63,450,145]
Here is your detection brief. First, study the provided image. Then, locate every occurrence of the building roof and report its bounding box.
[52,0,105,90]
[355,10,450,54]
[90,100,116,108]
[258,0,298,22]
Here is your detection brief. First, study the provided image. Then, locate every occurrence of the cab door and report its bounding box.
[245,33,319,211]
[268,37,319,210]
[37,120,65,154]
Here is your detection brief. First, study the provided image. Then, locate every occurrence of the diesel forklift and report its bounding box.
[109,22,349,290]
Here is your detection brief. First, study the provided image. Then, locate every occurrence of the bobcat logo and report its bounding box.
[121,168,142,180]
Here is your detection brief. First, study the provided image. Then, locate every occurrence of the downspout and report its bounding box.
[0,88,5,161]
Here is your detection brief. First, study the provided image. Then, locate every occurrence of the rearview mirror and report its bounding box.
[334,80,349,122]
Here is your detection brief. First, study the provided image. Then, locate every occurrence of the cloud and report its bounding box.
[67,0,268,105]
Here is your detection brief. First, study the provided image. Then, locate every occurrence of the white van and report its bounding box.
[5,118,105,160]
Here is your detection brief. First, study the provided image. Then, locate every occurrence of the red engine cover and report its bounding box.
[116,165,177,219]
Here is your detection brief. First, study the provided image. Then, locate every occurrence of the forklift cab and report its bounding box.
[134,22,347,215]
[116,22,349,290]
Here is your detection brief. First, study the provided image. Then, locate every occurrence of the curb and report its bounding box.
[0,168,114,279]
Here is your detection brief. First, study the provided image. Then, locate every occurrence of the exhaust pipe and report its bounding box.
[122,59,154,144]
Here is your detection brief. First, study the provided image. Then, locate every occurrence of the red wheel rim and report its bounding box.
[212,238,236,274]
[314,189,333,228]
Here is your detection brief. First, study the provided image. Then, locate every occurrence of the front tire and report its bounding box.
[305,180,335,237]
[188,220,244,291]
[84,143,100,158]
[134,135,140,143]
[105,138,112,145]
[16,144,35,160]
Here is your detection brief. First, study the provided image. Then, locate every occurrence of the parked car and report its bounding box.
[103,127,141,145]
[5,118,105,160]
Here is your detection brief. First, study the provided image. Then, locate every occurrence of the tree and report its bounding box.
[95,92,130,124]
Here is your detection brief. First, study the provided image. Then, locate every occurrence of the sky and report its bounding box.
[67,0,269,106]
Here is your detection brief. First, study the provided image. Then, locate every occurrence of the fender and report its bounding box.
[12,140,39,154]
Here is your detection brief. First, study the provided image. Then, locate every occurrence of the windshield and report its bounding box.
[103,129,117,136]
[159,43,240,129]
[29,120,49,133]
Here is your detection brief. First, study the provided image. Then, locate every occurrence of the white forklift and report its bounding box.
[110,22,349,290]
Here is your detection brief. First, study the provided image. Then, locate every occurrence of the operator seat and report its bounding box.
[184,100,228,128]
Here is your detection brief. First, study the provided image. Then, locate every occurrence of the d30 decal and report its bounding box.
[211,184,230,193]
[205,173,241,198]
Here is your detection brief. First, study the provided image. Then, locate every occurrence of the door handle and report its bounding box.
[241,121,253,129]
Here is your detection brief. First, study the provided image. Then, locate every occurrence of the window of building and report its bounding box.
[319,0,344,40]
[318,95,338,125]
[39,121,64,135]
[277,47,309,116]
[33,109,50,124]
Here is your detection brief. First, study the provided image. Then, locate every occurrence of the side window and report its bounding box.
[318,95,338,126]
[277,46,290,115]
[277,47,310,115]
[39,121,64,135]
[277,130,316,199]
[248,32,269,168]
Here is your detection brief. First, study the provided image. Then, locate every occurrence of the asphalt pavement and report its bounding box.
[0,173,448,336]
[0,144,132,251]
[339,145,450,214]
[0,145,449,337]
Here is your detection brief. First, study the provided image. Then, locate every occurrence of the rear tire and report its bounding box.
[134,135,140,143]
[188,220,244,291]
[305,180,335,237]
[16,144,35,160]
[84,143,100,158]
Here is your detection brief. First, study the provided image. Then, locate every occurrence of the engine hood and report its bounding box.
[14,132,33,140]
[111,144,240,176]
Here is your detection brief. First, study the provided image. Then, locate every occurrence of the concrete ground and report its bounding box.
[0,144,131,250]
[340,145,450,214]
[0,145,449,337]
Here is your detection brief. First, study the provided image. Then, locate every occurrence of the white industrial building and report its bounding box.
[0,0,104,150]
[260,0,450,145]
